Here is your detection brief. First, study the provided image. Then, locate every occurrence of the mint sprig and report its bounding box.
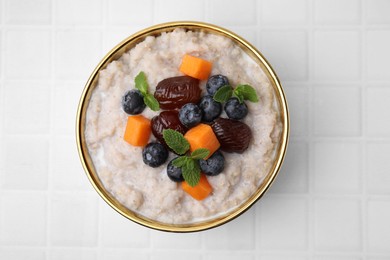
[162,129,189,155]
[213,84,259,104]
[235,84,259,102]
[213,85,233,103]
[134,71,160,111]
[172,149,209,187]
[163,129,210,187]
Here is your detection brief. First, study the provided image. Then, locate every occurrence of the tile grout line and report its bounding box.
[307,0,316,256]
[0,0,5,196]
[360,0,368,257]
[45,0,57,256]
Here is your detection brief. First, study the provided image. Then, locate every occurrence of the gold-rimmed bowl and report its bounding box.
[76,21,289,232]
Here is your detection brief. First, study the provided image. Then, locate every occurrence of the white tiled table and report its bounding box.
[0,0,389,259]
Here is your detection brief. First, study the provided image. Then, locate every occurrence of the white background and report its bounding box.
[0,0,390,259]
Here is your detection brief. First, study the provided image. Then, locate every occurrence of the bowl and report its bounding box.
[76,21,289,232]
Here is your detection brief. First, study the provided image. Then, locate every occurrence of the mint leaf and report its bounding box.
[143,93,160,111]
[134,71,148,94]
[234,84,259,103]
[186,158,196,171]
[190,148,210,160]
[233,91,244,103]
[172,156,188,167]
[182,160,201,187]
[213,85,233,103]
[162,129,190,155]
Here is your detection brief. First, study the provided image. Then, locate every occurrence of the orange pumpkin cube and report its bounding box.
[123,115,151,147]
[184,123,220,159]
[179,54,212,80]
[182,174,212,200]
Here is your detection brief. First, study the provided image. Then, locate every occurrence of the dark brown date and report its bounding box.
[211,118,252,153]
[151,110,187,148]
[154,76,201,110]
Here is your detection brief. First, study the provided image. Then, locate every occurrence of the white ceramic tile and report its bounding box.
[203,209,255,250]
[0,192,46,246]
[53,82,83,135]
[1,136,48,190]
[0,0,3,24]
[257,255,308,260]
[49,192,98,246]
[257,196,308,250]
[313,86,361,136]
[48,248,97,260]
[0,248,46,260]
[367,199,390,252]
[0,33,2,78]
[270,141,308,193]
[5,0,51,25]
[283,84,308,136]
[152,229,200,249]
[227,27,257,47]
[366,0,390,24]
[314,0,360,24]
[100,202,150,247]
[104,27,143,55]
[151,252,201,260]
[209,0,256,26]
[366,87,390,136]
[100,249,149,260]
[107,0,153,26]
[314,30,360,80]
[55,30,101,80]
[366,257,390,260]
[51,136,91,191]
[366,142,390,194]
[366,30,390,80]
[205,253,254,260]
[313,141,361,194]
[56,0,102,25]
[3,81,50,134]
[314,198,361,250]
[314,256,362,260]
[261,0,308,24]
[5,29,51,79]
[261,30,307,81]
[155,0,205,23]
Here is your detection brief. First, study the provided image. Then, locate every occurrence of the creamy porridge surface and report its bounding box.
[85,29,282,224]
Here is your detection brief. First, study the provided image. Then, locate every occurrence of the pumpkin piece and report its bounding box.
[123,115,151,147]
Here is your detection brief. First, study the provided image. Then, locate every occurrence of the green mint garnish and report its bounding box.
[162,129,190,155]
[165,129,210,187]
[134,71,160,111]
[135,71,148,94]
[234,84,259,103]
[172,156,187,167]
[143,93,159,112]
[182,159,201,187]
[190,148,210,160]
[213,84,259,104]
[213,85,233,103]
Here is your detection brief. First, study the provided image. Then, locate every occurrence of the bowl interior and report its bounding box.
[76,21,289,232]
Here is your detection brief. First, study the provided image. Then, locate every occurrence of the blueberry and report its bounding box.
[179,103,202,128]
[224,97,248,120]
[167,158,184,182]
[206,74,230,95]
[199,150,225,176]
[198,95,222,122]
[122,89,146,115]
[142,142,168,168]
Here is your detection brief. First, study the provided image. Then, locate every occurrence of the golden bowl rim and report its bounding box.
[76,21,289,233]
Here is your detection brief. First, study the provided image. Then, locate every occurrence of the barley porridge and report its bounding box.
[84,29,282,224]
